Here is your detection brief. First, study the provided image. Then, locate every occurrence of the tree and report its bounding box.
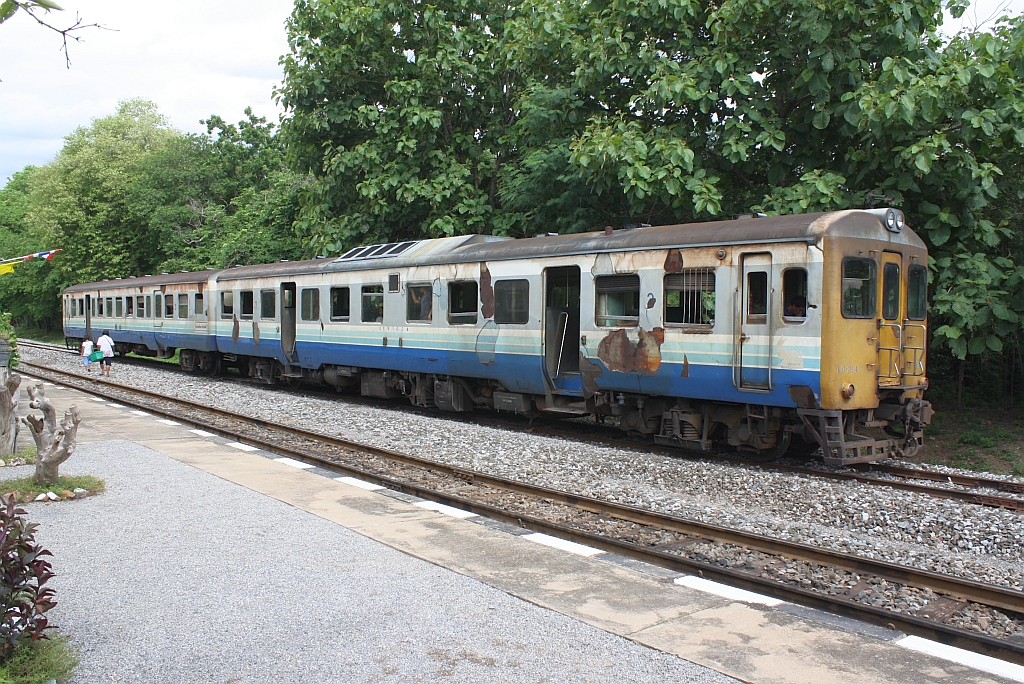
[278,0,524,255]
[0,0,105,68]
[279,0,1024,362]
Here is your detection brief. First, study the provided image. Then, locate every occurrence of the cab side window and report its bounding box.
[782,269,807,321]
[908,265,927,320]
[841,258,876,319]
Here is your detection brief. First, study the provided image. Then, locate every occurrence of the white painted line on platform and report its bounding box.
[129,410,150,416]
[225,442,259,452]
[273,457,314,470]
[674,575,785,607]
[155,419,181,426]
[415,501,477,519]
[189,429,216,438]
[90,398,106,403]
[335,476,385,491]
[523,533,603,557]
[107,403,125,408]
[896,635,1024,682]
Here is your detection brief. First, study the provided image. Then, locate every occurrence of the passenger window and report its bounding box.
[407,284,432,322]
[136,296,145,316]
[164,295,174,318]
[361,286,384,322]
[221,291,234,318]
[79,298,84,316]
[842,258,876,319]
[388,274,400,292]
[126,297,133,317]
[494,280,530,324]
[260,290,275,319]
[782,269,807,321]
[105,297,113,317]
[330,287,350,321]
[882,262,900,320]
[145,296,151,318]
[300,288,320,321]
[114,298,121,317]
[448,282,478,325]
[665,269,715,329]
[595,275,640,327]
[195,294,204,316]
[746,272,768,320]
[69,299,75,317]
[908,265,927,320]
[240,290,254,320]
[178,294,189,318]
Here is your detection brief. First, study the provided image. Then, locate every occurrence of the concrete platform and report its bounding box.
[10,379,1024,683]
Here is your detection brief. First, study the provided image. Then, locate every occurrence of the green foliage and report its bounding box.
[0,101,305,329]
[278,0,1024,362]
[0,315,18,369]
[0,495,56,661]
[0,476,104,500]
[0,633,77,684]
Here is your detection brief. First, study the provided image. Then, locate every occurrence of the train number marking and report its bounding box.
[836,365,859,373]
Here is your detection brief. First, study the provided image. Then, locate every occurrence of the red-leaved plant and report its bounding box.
[0,494,56,661]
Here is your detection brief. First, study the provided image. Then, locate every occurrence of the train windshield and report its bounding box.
[841,258,876,318]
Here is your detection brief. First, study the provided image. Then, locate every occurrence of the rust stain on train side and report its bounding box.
[664,249,683,273]
[579,354,604,395]
[480,263,494,319]
[681,355,689,378]
[596,328,665,374]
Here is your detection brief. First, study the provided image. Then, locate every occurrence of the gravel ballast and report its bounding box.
[15,440,736,683]
[23,349,1024,595]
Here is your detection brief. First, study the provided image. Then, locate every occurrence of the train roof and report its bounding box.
[64,209,924,292]
[63,269,223,294]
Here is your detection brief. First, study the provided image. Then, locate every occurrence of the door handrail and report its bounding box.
[554,310,569,377]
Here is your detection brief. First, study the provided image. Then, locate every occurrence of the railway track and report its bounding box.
[16,358,1024,666]
[22,338,1024,512]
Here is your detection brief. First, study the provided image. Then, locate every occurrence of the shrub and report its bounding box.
[0,495,56,661]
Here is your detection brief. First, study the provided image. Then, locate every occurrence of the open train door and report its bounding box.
[737,253,773,389]
[281,282,297,362]
[543,266,581,394]
[84,294,92,340]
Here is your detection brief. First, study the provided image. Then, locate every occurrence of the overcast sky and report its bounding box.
[1,0,1022,185]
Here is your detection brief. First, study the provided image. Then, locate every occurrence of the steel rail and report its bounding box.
[20,340,1024,510]
[18,360,1024,666]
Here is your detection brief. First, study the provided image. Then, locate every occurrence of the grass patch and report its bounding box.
[0,447,36,467]
[0,633,78,684]
[0,475,105,501]
[15,330,68,345]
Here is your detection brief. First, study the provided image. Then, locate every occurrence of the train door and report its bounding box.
[84,294,92,340]
[877,252,904,387]
[543,266,581,393]
[738,253,773,389]
[281,282,297,361]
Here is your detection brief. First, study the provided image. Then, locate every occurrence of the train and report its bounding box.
[62,208,933,466]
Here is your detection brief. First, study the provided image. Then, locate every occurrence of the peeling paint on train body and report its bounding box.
[596,327,666,374]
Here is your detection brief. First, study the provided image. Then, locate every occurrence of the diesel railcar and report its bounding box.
[62,209,933,466]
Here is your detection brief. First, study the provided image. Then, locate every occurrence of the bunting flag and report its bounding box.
[0,249,61,275]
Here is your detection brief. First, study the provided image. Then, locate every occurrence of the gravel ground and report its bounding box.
[7,440,737,684]
[22,349,1024,596]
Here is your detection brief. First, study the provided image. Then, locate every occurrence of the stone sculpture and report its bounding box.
[21,384,82,485]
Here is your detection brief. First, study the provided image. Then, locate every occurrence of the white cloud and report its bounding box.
[0,0,293,183]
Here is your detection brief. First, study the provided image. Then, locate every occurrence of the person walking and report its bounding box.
[80,338,94,372]
[96,330,115,377]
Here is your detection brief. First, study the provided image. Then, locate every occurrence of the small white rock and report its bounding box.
[34,493,47,501]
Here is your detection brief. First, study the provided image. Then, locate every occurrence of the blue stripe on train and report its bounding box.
[67,326,821,408]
